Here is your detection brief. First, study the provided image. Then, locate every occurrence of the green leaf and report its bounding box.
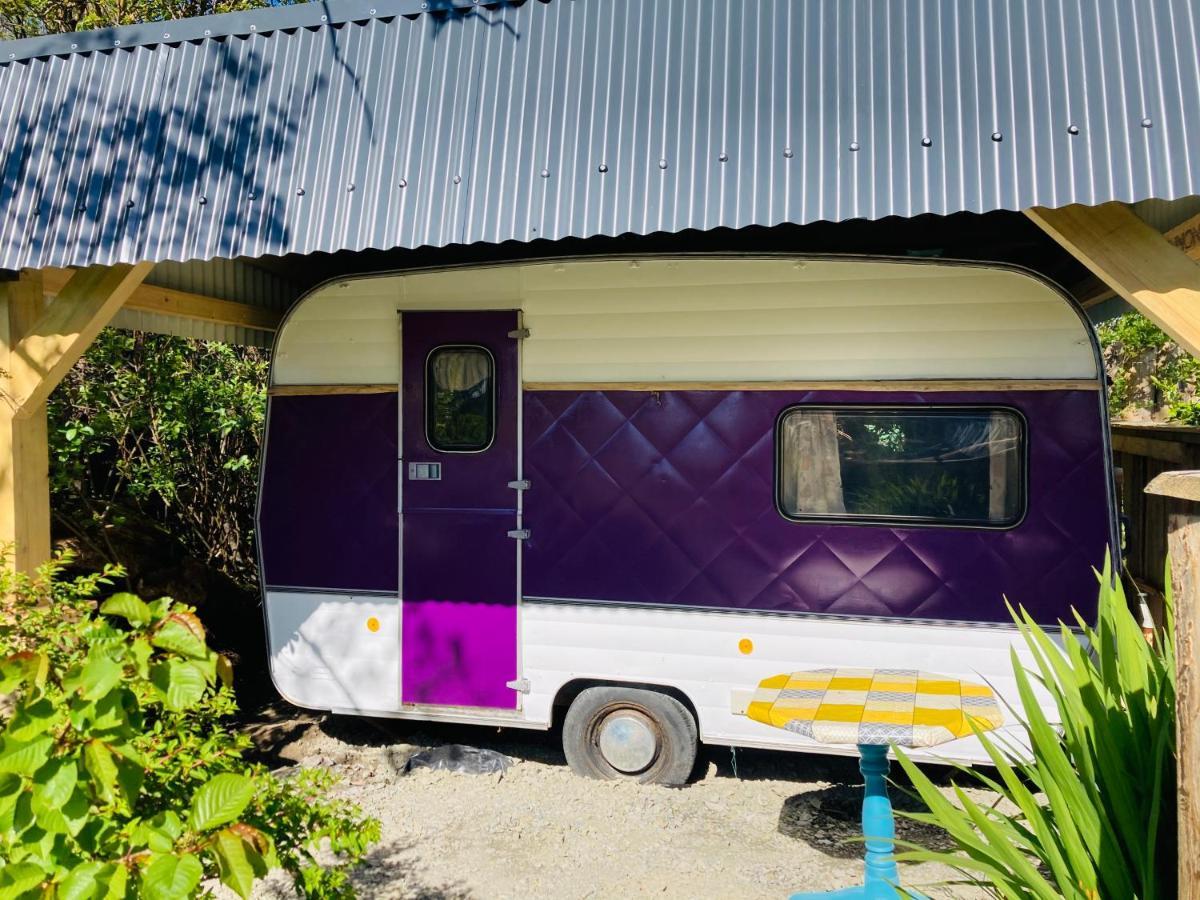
[0,736,53,776]
[99,593,152,626]
[150,615,208,660]
[57,863,102,900]
[149,660,207,711]
[0,862,46,900]
[4,697,62,741]
[76,654,123,702]
[82,740,117,804]
[188,773,255,832]
[138,853,203,900]
[212,827,269,898]
[0,652,48,693]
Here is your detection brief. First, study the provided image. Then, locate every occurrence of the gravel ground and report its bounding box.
[241,705,990,900]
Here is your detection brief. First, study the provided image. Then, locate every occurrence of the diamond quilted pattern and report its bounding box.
[524,390,1113,624]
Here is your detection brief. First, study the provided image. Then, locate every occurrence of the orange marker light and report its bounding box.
[366,617,380,633]
[738,638,754,655]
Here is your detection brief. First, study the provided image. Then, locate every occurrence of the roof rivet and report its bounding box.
[204,29,211,35]
[7,53,13,59]
[113,40,121,46]
[783,147,794,158]
[76,205,86,213]
[248,191,257,200]
[921,137,932,147]
[250,24,257,31]
[540,168,550,178]
[198,196,207,205]
[531,226,537,233]
[1067,124,1080,135]
[991,131,1003,142]
[453,175,462,185]
[848,141,860,151]
[1141,117,1153,128]
[718,151,729,162]
[70,43,77,49]
[398,178,408,188]
[347,183,355,192]
[125,199,134,208]
[658,158,668,169]
[163,33,170,39]
[598,163,608,173]
[370,8,377,14]
[296,187,305,196]
[320,14,327,21]
[421,2,427,7]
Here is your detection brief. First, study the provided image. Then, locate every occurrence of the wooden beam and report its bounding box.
[1026,203,1200,356]
[4,263,153,418]
[1143,469,1200,900]
[41,267,282,332]
[0,272,51,572]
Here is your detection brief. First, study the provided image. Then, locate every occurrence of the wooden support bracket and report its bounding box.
[5,263,153,418]
[1026,203,1200,356]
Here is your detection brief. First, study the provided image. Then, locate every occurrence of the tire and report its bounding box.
[562,686,698,786]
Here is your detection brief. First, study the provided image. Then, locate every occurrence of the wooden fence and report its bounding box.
[1112,422,1200,591]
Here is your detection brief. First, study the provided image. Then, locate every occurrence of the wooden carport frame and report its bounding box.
[0,264,281,574]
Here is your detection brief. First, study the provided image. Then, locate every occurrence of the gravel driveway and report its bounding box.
[243,705,988,900]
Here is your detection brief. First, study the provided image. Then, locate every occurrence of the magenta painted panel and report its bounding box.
[523,389,1115,626]
[401,311,519,709]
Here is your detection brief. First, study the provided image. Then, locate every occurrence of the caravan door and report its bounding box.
[399,311,521,709]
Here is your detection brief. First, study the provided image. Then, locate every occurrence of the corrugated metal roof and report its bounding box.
[2,0,1198,270]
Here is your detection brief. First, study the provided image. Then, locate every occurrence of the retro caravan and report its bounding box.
[257,256,1115,785]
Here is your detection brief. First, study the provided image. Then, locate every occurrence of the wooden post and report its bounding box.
[0,263,151,573]
[0,272,51,572]
[1145,469,1200,899]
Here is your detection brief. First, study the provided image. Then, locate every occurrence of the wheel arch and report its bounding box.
[549,677,703,733]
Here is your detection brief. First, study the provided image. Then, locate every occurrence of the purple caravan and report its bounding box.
[258,257,1116,785]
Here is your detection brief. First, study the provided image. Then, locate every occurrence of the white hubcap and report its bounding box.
[597,711,659,773]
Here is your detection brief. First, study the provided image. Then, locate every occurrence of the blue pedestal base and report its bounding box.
[789,745,926,900]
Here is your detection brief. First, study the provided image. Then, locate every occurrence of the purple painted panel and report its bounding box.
[259,393,398,593]
[523,390,1113,625]
[401,311,519,709]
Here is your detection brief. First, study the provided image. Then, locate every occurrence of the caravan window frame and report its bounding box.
[424,344,497,454]
[773,404,1029,530]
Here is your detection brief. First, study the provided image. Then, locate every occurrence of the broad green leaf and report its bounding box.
[0,861,46,899]
[212,827,269,898]
[33,757,77,806]
[150,615,208,660]
[58,863,102,900]
[188,773,255,832]
[149,660,207,711]
[0,736,52,776]
[82,740,118,804]
[3,697,62,741]
[0,652,48,693]
[132,811,184,853]
[99,593,152,626]
[138,853,203,900]
[76,654,123,702]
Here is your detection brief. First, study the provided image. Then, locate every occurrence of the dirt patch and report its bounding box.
[243,705,988,899]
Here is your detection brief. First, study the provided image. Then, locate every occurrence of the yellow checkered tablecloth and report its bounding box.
[746,667,1004,749]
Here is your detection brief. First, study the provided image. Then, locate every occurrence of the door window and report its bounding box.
[425,345,495,452]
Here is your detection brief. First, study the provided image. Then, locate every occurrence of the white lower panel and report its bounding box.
[521,601,1049,765]
[265,591,400,713]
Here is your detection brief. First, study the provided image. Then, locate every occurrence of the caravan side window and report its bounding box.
[776,407,1024,528]
[426,345,495,452]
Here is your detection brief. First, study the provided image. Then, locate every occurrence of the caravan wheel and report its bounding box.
[562,686,698,786]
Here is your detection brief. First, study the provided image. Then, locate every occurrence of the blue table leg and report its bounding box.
[790,744,919,900]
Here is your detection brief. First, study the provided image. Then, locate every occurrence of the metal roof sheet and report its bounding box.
[1,0,1198,270]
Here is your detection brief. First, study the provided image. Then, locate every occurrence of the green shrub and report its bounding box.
[1098,312,1200,424]
[0,555,380,898]
[894,556,1176,899]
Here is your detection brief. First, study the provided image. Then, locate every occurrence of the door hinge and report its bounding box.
[507,529,531,540]
[508,327,531,340]
[507,479,531,491]
[506,678,531,693]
